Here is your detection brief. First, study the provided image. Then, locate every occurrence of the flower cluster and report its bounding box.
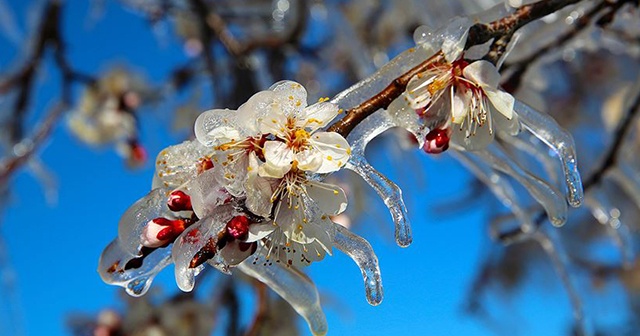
[68,69,147,167]
[99,81,382,335]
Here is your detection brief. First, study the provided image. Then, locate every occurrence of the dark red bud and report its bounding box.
[226,215,251,240]
[168,190,193,211]
[155,227,175,241]
[423,128,450,154]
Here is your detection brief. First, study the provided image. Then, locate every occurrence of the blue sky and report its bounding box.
[0,1,575,335]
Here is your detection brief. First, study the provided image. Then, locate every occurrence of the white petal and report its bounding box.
[451,88,470,124]
[236,90,277,133]
[260,141,293,178]
[297,102,339,131]
[256,107,288,137]
[270,80,308,115]
[494,108,520,136]
[274,192,335,249]
[450,121,494,151]
[153,140,213,190]
[484,87,514,120]
[463,60,501,89]
[295,149,323,172]
[442,25,468,63]
[308,132,351,174]
[245,153,276,218]
[304,181,348,216]
[194,109,243,147]
[246,221,276,242]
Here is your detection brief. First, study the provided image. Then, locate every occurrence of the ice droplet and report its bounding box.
[333,223,383,305]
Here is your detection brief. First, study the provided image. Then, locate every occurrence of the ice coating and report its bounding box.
[117,187,170,256]
[501,135,560,186]
[98,240,172,297]
[183,168,230,218]
[330,48,436,112]
[586,181,636,267]
[153,140,212,190]
[333,223,383,305]
[514,101,584,207]
[343,109,412,247]
[476,143,568,226]
[346,155,412,247]
[453,151,534,241]
[238,252,328,336]
[535,226,594,336]
[172,207,232,292]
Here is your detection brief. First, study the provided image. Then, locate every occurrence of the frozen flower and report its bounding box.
[403,32,519,151]
[68,68,147,166]
[244,153,348,267]
[194,80,351,193]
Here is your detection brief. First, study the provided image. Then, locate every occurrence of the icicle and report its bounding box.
[333,223,383,305]
[535,226,594,336]
[238,253,328,336]
[346,155,412,247]
[585,182,636,267]
[514,101,583,208]
[117,187,170,256]
[98,239,172,297]
[500,135,560,186]
[453,151,535,242]
[478,142,568,226]
[342,109,412,247]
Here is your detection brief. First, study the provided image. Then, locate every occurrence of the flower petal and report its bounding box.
[247,221,276,242]
[194,109,243,147]
[304,180,347,216]
[236,90,277,133]
[295,149,323,172]
[260,141,294,178]
[451,87,470,124]
[152,140,212,190]
[308,132,351,174]
[441,20,469,63]
[270,80,308,115]
[297,102,339,131]
[450,120,494,151]
[462,60,501,89]
[245,154,276,218]
[256,106,288,137]
[484,87,514,120]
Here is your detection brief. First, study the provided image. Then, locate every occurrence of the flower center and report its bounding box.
[288,128,310,152]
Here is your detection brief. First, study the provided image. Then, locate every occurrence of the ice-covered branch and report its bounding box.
[327,0,592,138]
